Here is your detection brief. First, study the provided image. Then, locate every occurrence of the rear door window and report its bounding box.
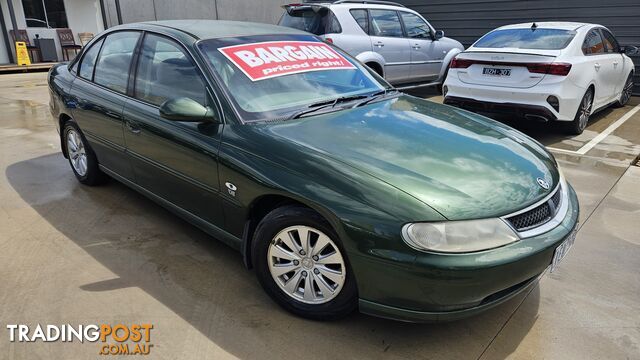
[78,37,104,80]
[94,31,141,93]
[582,29,605,55]
[279,7,341,35]
[350,9,369,34]
[474,28,576,50]
[369,10,404,38]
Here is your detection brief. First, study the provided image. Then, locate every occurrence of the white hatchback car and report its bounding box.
[443,22,636,134]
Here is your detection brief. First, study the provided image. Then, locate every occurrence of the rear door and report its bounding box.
[398,11,442,81]
[368,9,411,83]
[599,28,626,97]
[69,31,141,181]
[582,28,614,106]
[123,32,225,228]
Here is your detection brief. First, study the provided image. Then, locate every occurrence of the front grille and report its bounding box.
[506,186,562,231]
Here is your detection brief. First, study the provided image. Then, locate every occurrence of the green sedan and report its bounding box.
[48,20,579,322]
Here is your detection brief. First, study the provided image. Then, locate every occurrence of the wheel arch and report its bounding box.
[438,48,462,81]
[242,194,339,269]
[59,113,73,158]
[355,51,386,77]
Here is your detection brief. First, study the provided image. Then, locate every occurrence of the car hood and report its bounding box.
[265,95,559,220]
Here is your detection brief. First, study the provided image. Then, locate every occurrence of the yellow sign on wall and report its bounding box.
[16,42,31,66]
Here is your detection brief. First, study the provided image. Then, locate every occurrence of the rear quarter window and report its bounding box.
[279,8,342,35]
[474,28,576,50]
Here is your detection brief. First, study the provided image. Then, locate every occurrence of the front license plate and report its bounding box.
[550,226,577,272]
[483,67,511,76]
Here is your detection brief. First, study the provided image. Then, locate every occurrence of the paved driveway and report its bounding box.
[1,73,639,359]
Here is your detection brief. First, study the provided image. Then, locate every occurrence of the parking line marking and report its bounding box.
[547,146,579,155]
[575,104,640,155]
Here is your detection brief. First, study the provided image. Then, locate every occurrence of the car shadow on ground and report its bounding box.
[6,153,540,359]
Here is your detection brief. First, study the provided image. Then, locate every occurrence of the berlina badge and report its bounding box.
[536,177,550,190]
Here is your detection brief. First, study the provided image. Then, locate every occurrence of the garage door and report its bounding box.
[398,0,640,95]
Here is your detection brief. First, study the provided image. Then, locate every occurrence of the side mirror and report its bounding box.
[621,45,638,56]
[159,97,217,123]
[434,30,445,40]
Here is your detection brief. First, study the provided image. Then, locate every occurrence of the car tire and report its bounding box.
[252,205,358,320]
[438,66,449,95]
[63,120,108,186]
[564,89,593,135]
[615,73,634,107]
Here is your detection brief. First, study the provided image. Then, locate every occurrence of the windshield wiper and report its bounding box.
[288,94,369,119]
[354,88,400,108]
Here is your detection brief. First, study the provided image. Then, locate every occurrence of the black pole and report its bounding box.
[115,0,123,25]
[0,1,14,63]
[6,0,19,63]
[6,0,19,36]
[99,0,109,30]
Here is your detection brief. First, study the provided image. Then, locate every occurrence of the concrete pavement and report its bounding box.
[1,73,639,359]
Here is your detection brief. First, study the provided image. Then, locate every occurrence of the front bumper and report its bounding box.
[353,184,580,322]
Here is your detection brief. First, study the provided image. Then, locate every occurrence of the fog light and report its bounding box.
[547,95,559,112]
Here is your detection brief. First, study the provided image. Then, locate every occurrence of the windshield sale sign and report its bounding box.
[218,41,356,81]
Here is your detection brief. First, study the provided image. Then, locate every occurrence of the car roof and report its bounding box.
[496,22,595,31]
[285,1,408,10]
[118,20,309,40]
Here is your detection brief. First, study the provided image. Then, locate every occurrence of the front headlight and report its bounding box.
[401,218,519,253]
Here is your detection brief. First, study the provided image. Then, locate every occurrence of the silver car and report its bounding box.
[279,0,464,89]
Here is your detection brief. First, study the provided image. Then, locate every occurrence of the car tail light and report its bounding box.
[450,57,473,69]
[450,58,572,76]
[324,37,333,44]
[527,63,572,76]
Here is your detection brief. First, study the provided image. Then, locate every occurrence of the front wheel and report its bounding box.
[252,206,358,320]
[564,89,593,135]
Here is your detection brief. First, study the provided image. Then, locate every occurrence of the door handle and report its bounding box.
[412,44,421,49]
[613,61,619,67]
[125,121,141,134]
[594,63,601,70]
[374,41,384,47]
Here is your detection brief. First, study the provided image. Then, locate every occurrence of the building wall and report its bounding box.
[396,0,640,94]
[103,0,289,28]
[0,0,104,64]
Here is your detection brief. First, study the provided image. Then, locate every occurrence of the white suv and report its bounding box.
[443,22,636,134]
[279,0,463,89]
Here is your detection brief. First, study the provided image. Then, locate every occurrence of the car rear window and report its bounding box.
[474,28,576,50]
[279,7,341,35]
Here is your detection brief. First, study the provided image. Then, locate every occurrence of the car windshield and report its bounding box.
[474,28,576,50]
[198,34,386,121]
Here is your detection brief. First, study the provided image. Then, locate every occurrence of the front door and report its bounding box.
[368,9,411,84]
[123,33,225,228]
[399,11,442,82]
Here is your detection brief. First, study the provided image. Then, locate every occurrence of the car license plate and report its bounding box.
[483,68,511,76]
[550,226,577,272]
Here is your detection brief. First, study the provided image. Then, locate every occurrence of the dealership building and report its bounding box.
[1,0,638,92]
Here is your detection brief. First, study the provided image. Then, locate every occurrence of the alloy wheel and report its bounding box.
[267,225,346,304]
[620,76,633,106]
[578,91,593,131]
[66,129,88,176]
